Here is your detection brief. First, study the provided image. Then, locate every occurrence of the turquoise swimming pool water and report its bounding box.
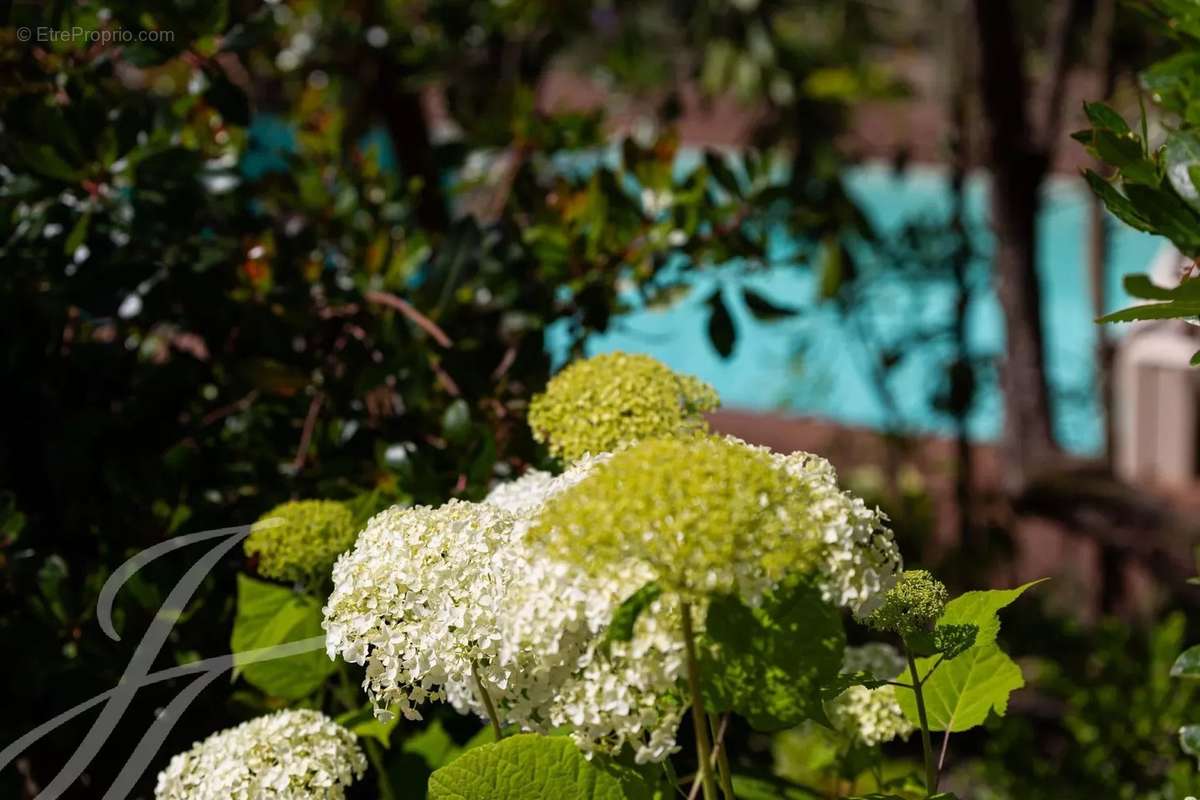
[554,164,1163,456]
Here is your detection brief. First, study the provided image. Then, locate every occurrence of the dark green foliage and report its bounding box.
[976,613,1200,800]
[701,575,845,731]
[1082,2,1200,351]
[0,0,887,795]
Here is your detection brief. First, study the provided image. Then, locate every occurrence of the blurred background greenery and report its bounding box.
[2,1,1200,798]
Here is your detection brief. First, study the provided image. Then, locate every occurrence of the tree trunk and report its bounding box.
[971,0,1066,492]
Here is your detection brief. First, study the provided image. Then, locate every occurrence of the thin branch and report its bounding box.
[292,392,324,472]
[430,359,462,397]
[200,390,258,427]
[491,345,518,381]
[364,289,453,348]
[687,714,733,800]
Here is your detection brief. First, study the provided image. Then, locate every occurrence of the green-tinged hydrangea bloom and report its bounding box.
[529,436,823,600]
[866,569,948,636]
[527,352,719,463]
[155,709,365,800]
[245,500,357,585]
[826,644,915,746]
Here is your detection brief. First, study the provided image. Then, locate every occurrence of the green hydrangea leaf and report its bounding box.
[400,719,462,766]
[231,574,334,699]
[935,580,1045,648]
[933,624,978,660]
[426,734,657,800]
[727,773,815,799]
[336,703,401,748]
[701,574,845,730]
[894,643,1024,732]
[1171,645,1200,679]
[604,582,662,645]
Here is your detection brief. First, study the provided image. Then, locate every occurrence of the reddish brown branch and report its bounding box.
[364,290,453,348]
[292,392,324,472]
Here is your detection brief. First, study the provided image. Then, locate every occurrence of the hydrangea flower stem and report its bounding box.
[681,601,719,800]
[471,661,504,742]
[337,661,397,800]
[905,648,938,795]
[707,712,737,800]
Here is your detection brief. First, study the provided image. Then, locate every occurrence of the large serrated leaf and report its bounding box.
[427,734,656,800]
[893,582,1041,733]
[701,574,844,731]
[895,644,1024,732]
[230,574,334,699]
[934,580,1045,649]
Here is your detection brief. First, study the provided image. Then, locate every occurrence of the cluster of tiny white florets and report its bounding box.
[322,500,527,722]
[482,453,610,516]
[545,589,687,763]
[154,710,365,800]
[826,644,915,747]
[758,442,903,616]
[484,456,688,763]
[321,430,901,764]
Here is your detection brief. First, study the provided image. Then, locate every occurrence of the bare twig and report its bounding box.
[364,290,453,348]
[292,392,324,472]
[200,390,258,427]
[686,713,731,800]
[430,359,461,397]
[491,345,518,381]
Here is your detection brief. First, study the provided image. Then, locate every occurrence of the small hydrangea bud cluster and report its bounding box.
[866,570,949,637]
[154,709,365,800]
[527,351,719,463]
[245,499,357,586]
[826,644,915,746]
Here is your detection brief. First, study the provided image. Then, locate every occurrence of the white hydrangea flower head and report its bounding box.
[482,453,610,516]
[482,468,556,515]
[545,586,688,764]
[729,437,903,615]
[826,643,915,747]
[322,499,527,722]
[154,709,365,800]
[487,457,686,763]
